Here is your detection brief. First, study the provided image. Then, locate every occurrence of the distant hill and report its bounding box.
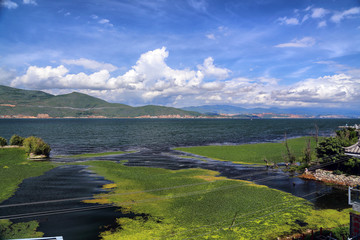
[182,105,360,118]
[0,85,201,118]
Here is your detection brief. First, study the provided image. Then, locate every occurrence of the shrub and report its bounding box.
[0,137,7,146]
[10,134,25,146]
[316,137,344,160]
[23,136,51,157]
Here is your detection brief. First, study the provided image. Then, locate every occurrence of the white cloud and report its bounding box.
[99,19,110,24]
[9,48,360,108]
[311,8,328,18]
[301,14,309,23]
[62,58,118,72]
[331,7,360,23]
[197,57,230,80]
[91,15,99,19]
[64,12,71,16]
[277,17,299,25]
[275,37,315,48]
[98,18,113,27]
[23,0,37,5]
[273,74,360,104]
[318,21,327,28]
[1,0,18,9]
[187,0,207,12]
[206,34,215,40]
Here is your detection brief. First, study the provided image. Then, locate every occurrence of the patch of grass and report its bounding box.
[175,137,318,165]
[0,220,44,239]
[0,148,55,239]
[79,160,348,239]
[55,150,130,159]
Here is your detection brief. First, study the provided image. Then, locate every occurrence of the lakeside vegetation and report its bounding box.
[0,148,55,239]
[79,160,349,239]
[175,136,318,165]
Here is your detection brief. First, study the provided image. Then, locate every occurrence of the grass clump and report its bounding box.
[175,137,317,165]
[79,160,348,239]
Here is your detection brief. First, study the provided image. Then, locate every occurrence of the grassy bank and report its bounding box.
[0,148,55,239]
[175,136,318,165]
[82,160,349,239]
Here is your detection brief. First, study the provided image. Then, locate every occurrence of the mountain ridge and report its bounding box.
[0,85,201,118]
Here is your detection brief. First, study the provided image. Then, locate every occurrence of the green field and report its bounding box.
[81,160,349,240]
[175,136,318,165]
[0,148,55,239]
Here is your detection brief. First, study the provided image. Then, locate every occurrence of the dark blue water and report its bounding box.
[0,119,357,239]
[0,118,357,155]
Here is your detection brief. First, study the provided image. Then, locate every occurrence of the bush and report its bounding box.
[316,137,344,160]
[23,136,51,157]
[0,137,7,146]
[10,134,25,146]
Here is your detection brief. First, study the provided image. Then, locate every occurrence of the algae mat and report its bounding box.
[83,161,349,240]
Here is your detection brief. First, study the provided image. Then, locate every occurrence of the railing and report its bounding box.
[9,237,63,240]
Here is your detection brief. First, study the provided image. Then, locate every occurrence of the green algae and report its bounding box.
[80,160,348,239]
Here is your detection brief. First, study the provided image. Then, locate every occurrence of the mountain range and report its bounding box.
[181,105,360,118]
[1,85,358,118]
[0,85,201,118]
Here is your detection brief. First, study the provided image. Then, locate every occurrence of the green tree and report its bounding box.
[335,128,358,147]
[0,137,7,146]
[23,136,51,157]
[10,134,25,146]
[316,137,344,161]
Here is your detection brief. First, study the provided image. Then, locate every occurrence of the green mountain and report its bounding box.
[0,85,201,118]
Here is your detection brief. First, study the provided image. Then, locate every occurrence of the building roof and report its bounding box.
[345,140,360,157]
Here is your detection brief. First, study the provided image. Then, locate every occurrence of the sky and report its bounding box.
[0,0,360,110]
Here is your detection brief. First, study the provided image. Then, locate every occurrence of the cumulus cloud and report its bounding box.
[62,58,118,72]
[331,7,360,23]
[277,17,299,25]
[197,57,230,80]
[273,74,360,104]
[9,48,360,108]
[275,37,315,48]
[1,0,18,9]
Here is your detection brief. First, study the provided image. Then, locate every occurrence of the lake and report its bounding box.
[0,118,358,239]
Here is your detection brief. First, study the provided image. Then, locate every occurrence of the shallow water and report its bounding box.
[0,119,357,238]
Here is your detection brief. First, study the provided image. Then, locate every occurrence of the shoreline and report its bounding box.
[300,169,360,187]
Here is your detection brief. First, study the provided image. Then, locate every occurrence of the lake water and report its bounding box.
[0,118,358,239]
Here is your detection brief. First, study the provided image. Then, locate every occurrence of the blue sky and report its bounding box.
[0,0,360,109]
